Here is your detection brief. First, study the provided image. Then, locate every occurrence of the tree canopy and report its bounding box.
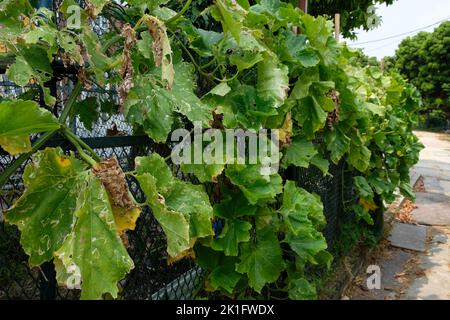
[389,21,450,120]
[307,0,395,38]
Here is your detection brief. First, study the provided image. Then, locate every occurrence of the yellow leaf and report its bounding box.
[167,240,196,265]
[112,206,141,235]
[359,198,378,212]
[278,112,293,147]
[0,135,31,155]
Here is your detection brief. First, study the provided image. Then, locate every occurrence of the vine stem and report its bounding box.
[63,128,101,162]
[64,131,97,167]
[166,0,192,25]
[0,81,83,188]
[59,82,82,124]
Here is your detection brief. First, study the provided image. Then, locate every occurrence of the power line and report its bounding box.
[349,17,450,46]
[364,39,401,53]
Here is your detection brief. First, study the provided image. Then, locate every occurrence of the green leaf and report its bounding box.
[136,173,191,258]
[4,148,86,266]
[23,25,56,47]
[0,100,59,154]
[325,128,351,164]
[210,258,242,294]
[6,46,55,106]
[352,204,374,225]
[285,231,328,265]
[208,83,231,97]
[400,181,415,201]
[211,0,245,44]
[279,31,320,67]
[196,246,241,294]
[135,154,174,191]
[311,154,329,176]
[354,176,374,199]
[348,139,372,173]
[164,181,214,240]
[211,219,252,256]
[135,154,213,259]
[288,277,317,300]
[182,162,225,183]
[54,173,133,300]
[282,137,317,169]
[236,226,284,293]
[125,62,213,142]
[257,54,289,108]
[293,96,327,139]
[226,164,283,205]
[279,181,325,235]
[72,97,99,131]
[289,68,319,101]
[213,190,257,219]
[125,75,174,143]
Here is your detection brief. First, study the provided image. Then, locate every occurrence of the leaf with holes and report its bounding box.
[54,172,134,300]
[4,148,86,265]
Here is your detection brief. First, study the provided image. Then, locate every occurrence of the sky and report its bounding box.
[346,0,450,60]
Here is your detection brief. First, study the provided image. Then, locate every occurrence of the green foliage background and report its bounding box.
[387,21,450,126]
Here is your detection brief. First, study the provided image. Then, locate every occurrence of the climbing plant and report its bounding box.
[0,0,422,299]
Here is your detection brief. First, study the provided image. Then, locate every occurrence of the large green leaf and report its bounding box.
[293,96,327,139]
[235,226,284,293]
[285,231,328,265]
[135,154,213,259]
[211,219,252,256]
[125,62,213,142]
[6,45,56,106]
[4,148,86,265]
[257,54,289,108]
[282,137,318,169]
[226,164,283,205]
[0,100,59,154]
[213,190,257,219]
[136,173,191,258]
[210,0,245,44]
[279,181,325,236]
[196,246,241,294]
[325,127,351,164]
[124,75,174,143]
[54,172,134,300]
[354,176,374,199]
[288,277,317,300]
[348,139,372,172]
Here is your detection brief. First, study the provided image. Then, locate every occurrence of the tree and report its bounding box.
[391,21,450,120]
[307,0,396,38]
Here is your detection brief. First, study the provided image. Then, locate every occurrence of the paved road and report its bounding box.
[350,131,450,300]
[405,131,450,299]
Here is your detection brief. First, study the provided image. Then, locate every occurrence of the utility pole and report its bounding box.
[299,0,308,13]
[335,13,340,42]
